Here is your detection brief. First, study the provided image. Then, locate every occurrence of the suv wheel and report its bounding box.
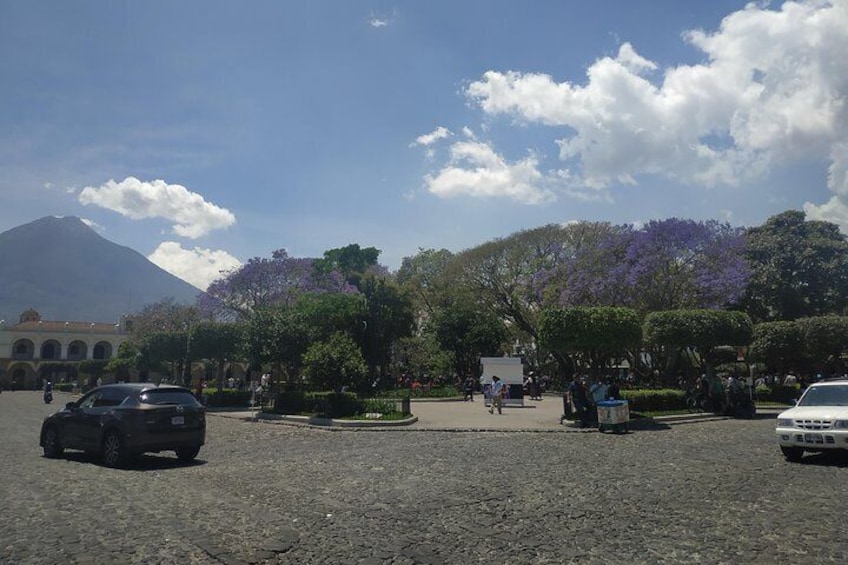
[175,445,201,462]
[42,426,64,459]
[102,430,128,468]
[781,446,804,462]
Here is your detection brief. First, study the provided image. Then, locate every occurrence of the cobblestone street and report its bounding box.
[2,391,848,564]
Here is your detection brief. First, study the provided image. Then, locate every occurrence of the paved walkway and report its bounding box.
[210,394,780,431]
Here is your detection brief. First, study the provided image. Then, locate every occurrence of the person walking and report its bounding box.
[488,376,505,415]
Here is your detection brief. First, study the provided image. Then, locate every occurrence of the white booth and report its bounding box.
[480,356,525,407]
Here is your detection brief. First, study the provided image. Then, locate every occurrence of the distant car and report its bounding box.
[775,380,848,462]
[40,383,205,467]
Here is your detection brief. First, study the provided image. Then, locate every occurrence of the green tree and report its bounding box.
[313,243,381,288]
[391,334,454,381]
[127,299,201,345]
[296,292,364,341]
[538,306,641,376]
[78,360,108,386]
[796,315,848,375]
[141,331,189,383]
[749,321,804,374]
[396,248,455,317]
[301,332,369,392]
[431,301,508,379]
[742,210,848,321]
[643,309,753,381]
[190,322,245,394]
[358,274,415,380]
[105,341,141,382]
[243,304,311,382]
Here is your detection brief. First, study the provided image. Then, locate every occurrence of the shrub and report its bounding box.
[361,397,400,415]
[273,389,307,415]
[270,390,365,418]
[203,388,252,407]
[309,391,365,418]
[54,383,74,393]
[754,384,800,404]
[620,389,686,412]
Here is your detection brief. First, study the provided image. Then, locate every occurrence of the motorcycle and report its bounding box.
[43,390,53,404]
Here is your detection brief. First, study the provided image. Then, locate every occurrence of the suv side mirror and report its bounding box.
[65,401,77,410]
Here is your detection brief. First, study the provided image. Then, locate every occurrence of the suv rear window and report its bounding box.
[139,389,201,406]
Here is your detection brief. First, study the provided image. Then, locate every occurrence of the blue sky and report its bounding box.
[1,1,846,290]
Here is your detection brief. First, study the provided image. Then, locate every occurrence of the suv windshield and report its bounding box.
[798,384,848,407]
[139,389,201,406]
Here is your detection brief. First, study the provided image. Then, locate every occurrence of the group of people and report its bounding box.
[568,375,621,428]
[523,374,543,400]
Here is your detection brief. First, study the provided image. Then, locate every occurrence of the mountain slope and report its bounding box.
[0,216,200,322]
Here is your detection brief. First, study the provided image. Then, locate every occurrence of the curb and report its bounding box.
[255,413,419,428]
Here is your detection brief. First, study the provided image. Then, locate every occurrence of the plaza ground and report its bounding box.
[2,391,847,564]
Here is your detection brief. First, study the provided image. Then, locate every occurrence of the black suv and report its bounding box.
[40,383,206,467]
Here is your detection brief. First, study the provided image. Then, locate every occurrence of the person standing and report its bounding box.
[569,376,590,427]
[463,376,475,402]
[488,376,504,415]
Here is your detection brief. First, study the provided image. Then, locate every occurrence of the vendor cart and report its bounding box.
[596,400,629,434]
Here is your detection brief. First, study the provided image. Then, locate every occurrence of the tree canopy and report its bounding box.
[742,210,848,321]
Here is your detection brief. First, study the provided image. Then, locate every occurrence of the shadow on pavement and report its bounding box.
[47,451,206,471]
[794,451,848,468]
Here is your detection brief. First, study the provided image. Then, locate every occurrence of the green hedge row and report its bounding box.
[202,388,252,407]
[620,389,686,412]
[272,390,365,418]
[754,384,800,404]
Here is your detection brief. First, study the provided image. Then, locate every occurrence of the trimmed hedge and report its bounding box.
[203,388,252,407]
[271,390,365,418]
[754,384,800,404]
[620,389,686,412]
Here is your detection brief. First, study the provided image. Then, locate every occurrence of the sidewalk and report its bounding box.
[208,395,782,432]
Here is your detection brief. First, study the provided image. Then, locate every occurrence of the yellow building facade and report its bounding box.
[0,309,130,389]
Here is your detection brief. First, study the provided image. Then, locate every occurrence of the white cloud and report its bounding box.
[424,140,556,204]
[463,1,848,196]
[147,241,242,291]
[369,9,395,28]
[78,177,236,238]
[410,126,452,147]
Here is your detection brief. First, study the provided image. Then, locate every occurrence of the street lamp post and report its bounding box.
[183,324,192,387]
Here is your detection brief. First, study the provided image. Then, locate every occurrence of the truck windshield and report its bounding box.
[798,385,848,407]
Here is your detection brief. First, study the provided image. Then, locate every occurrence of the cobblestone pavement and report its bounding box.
[2,391,848,564]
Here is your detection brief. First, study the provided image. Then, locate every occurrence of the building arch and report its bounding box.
[7,362,36,389]
[67,340,88,361]
[92,341,113,360]
[12,339,35,360]
[40,339,62,360]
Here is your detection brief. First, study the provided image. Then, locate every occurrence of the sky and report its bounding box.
[1,1,847,291]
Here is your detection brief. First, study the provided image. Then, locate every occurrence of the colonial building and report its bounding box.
[0,309,130,389]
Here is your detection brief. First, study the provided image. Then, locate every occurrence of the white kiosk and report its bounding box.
[480,356,525,407]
